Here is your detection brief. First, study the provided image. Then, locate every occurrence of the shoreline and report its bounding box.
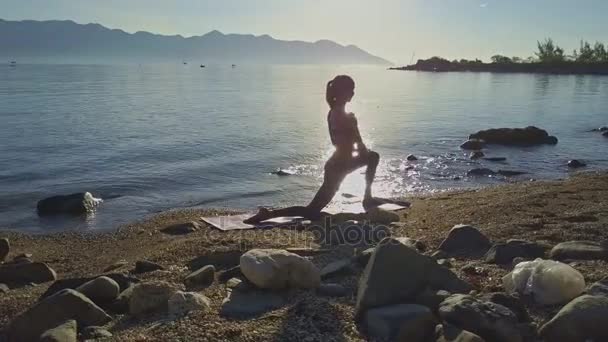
[2,171,608,340]
[390,60,608,75]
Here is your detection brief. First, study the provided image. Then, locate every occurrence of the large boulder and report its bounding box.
[39,320,77,342]
[168,291,211,317]
[539,295,608,342]
[567,159,587,168]
[75,276,120,305]
[364,304,435,342]
[6,289,111,342]
[469,126,558,146]
[460,139,486,150]
[0,262,56,284]
[587,277,608,297]
[438,294,522,342]
[41,273,138,299]
[0,238,9,261]
[129,281,179,316]
[239,249,320,290]
[484,240,549,264]
[438,225,491,258]
[37,192,102,217]
[184,265,215,289]
[549,240,608,261]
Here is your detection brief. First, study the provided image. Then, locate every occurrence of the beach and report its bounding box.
[2,171,607,341]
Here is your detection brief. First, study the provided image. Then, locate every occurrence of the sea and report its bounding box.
[1,63,607,232]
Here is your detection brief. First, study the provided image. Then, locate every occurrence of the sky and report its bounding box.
[3,0,608,64]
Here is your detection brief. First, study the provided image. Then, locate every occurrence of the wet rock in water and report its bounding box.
[240,249,320,290]
[593,126,608,132]
[188,250,243,270]
[438,294,522,342]
[469,151,485,160]
[271,169,295,176]
[603,131,608,137]
[567,159,587,168]
[497,170,527,177]
[460,139,486,150]
[161,221,200,235]
[76,276,120,305]
[484,157,507,162]
[129,281,179,316]
[485,240,549,264]
[134,260,164,274]
[481,292,528,322]
[469,126,558,146]
[41,273,138,299]
[549,240,608,261]
[0,262,56,284]
[81,326,113,340]
[435,323,485,342]
[364,304,435,342]
[184,265,215,290]
[317,283,349,297]
[438,225,491,258]
[467,168,496,177]
[168,291,211,317]
[539,295,608,342]
[407,154,418,161]
[320,258,352,279]
[37,192,102,217]
[7,289,111,342]
[0,283,8,293]
[39,320,77,342]
[220,289,286,318]
[0,238,9,261]
[587,277,608,297]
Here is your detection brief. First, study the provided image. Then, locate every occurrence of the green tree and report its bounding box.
[491,55,513,64]
[536,38,565,63]
[512,56,523,63]
[576,40,594,62]
[593,42,607,62]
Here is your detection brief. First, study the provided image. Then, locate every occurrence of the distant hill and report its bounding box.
[0,19,390,65]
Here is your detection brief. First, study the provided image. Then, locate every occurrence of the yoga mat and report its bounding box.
[201,214,304,231]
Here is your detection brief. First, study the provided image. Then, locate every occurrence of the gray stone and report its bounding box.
[129,281,179,316]
[364,304,435,342]
[220,289,285,318]
[161,221,200,235]
[435,324,485,342]
[567,159,586,168]
[41,273,138,300]
[438,225,491,258]
[320,259,352,279]
[240,249,320,290]
[285,247,331,257]
[438,294,522,342]
[484,240,548,264]
[437,259,453,268]
[460,139,486,150]
[550,240,608,261]
[0,238,9,261]
[587,277,608,297]
[0,283,8,293]
[407,154,418,161]
[168,291,211,317]
[107,285,135,314]
[414,289,452,313]
[134,260,164,273]
[317,283,349,297]
[103,260,129,272]
[217,266,243,282]
[39,320,77,342]
[184,265,215,289]
[37,192,101,217]
[0,262,56,284]
[428,265,473,294]
[81,326,113,340]
[469,151,484,160]
[7,289,111,342]
[539,295,608,342]
[480,292,528,322]
[76,276,120,305]
[468,126,558,146]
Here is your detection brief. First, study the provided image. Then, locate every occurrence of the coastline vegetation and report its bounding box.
[391,38,608,74]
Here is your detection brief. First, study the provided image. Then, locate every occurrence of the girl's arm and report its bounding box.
[350,115,368,152]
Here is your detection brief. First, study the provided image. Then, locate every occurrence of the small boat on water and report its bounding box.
[232,64,236,68]
[200,65,205,68]
[9,61,17,66]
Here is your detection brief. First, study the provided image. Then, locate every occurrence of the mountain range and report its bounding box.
[0,19,390,65]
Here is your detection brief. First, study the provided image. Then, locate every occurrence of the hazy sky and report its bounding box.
[3,0,608,64]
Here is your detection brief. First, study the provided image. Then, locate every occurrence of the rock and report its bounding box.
[240,249,320,290]
[41,273,138,300]
[184,265,215,289]
[435,324,485,342]
[497,170,527,177]
[550,240,608,261]
[7,289,111,342]
[567,159,587,168]
[0,238,9,261]
[469,126,558,146]
[438,294,522,342]
[428,266,474,294]
[594,126,608,132]
[484,240,549,264]
[129,281,179,316]
[539,295,608,342]
[103,260,129,272]
[76,276,120,305]
[603,131,608,137]
[39,320,77,342]
[226,277,253,292]
[161,221,200,235]
[355,247,376,266]
[320,259,352,279]
[469,151,485,160]
[407,154,418,161]
[366,207,400,224]
[460,139,486,150]
[11,254,33,264]
[414,289,452,313]
[587,277,608,296]
[0,262,56,284]
[168,291,211,317]
[220,289,286,318]
[355,237,433,318]
[432,250,449,260]
[271,169,295,176]
[217,266,243,282]
[188,250,243,270]
[317,283,349,297]
[0,283,9,293]
[134,260,164,274]
[437,259,453,268]
[285,247,331,257]
[37,192,102,217]
[364,304,435,342]
[438,225,491,258]
[483,157,507,162]
[467,168,496,177]
[107,285,135,314]
[81,326,113,340]
[481,292,528,322]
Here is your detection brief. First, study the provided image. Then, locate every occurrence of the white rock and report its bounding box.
[168,291,211,317]
[240,249,320,289]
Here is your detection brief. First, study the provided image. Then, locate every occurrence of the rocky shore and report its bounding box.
[1,172,608,341]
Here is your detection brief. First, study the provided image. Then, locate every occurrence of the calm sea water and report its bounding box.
[1,64,607,232]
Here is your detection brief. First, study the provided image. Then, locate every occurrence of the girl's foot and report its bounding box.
[362,197,384,211]
[243,208,272,224]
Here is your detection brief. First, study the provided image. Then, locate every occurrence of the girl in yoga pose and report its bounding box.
[244,75,381,223]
